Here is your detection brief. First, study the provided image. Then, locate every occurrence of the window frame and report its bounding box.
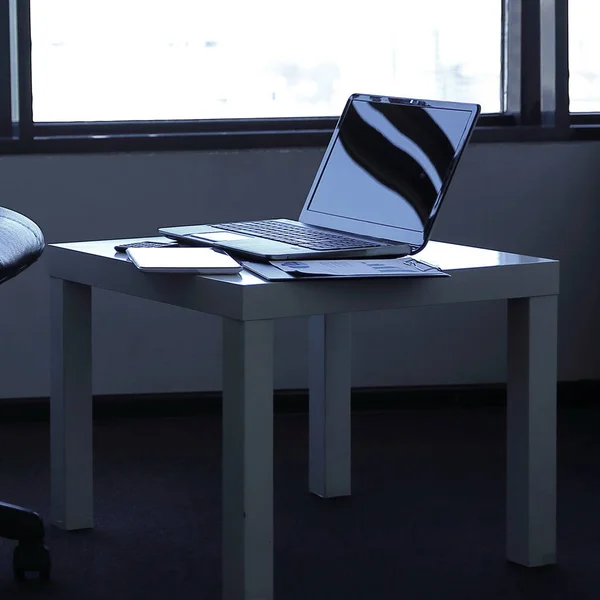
[1,0,596,156]
[0,1,12,138]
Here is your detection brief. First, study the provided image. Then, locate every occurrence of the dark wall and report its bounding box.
[0,141,598,398]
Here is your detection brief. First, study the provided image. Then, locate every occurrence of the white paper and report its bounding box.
[269,257,448,277]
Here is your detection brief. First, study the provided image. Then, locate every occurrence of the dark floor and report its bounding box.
[1,405,600,599]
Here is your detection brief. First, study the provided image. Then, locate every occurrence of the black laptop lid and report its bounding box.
[299,94,480,250]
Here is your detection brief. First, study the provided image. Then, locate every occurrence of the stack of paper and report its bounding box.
[242,257,448,281]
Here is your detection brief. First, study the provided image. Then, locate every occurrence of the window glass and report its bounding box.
[31,0,502,122]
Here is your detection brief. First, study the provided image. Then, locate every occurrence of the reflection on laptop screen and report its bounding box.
[306,99,473,235]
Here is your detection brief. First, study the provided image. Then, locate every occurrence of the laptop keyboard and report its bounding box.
[214,220,383,251]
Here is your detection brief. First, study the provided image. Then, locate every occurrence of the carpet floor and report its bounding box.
[1,405,599,599]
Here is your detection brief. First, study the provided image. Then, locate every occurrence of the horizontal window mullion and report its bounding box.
[34,113,514,140]
[0,130,334,154]
[477,113,518,126]
[1,125,581,157]
[570,113,600,125]
[33,117,339,138]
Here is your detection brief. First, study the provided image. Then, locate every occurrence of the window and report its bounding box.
[0,0,595,153]
[568,0,600,113]
[30,0,502,123]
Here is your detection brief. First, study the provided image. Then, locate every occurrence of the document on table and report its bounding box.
[268,256,448,278]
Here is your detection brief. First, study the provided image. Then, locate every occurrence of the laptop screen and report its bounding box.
[300,95,479,248]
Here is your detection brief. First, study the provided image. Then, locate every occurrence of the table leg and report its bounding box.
[50,278,94,530]
[308,314,351,498]
[222,318,274,600]
[506,295,558,566]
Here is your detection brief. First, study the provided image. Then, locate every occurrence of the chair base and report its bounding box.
[0,501,50,581]
[13,542,51,582]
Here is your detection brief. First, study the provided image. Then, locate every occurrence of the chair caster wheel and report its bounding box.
[13,542,51,582]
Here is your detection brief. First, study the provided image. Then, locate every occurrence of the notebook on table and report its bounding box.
[126,246,242,274]
[159,93,480,262]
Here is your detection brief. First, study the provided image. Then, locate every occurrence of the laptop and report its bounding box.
[159,93,480,261]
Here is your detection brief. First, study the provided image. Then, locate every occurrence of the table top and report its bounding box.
[47,237,559,321]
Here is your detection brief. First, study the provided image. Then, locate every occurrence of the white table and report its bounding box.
[47,237,560,600]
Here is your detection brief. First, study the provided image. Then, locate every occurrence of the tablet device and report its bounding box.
[126,246,242,274]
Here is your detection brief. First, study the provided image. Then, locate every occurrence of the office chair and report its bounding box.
[0,206,50,581]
